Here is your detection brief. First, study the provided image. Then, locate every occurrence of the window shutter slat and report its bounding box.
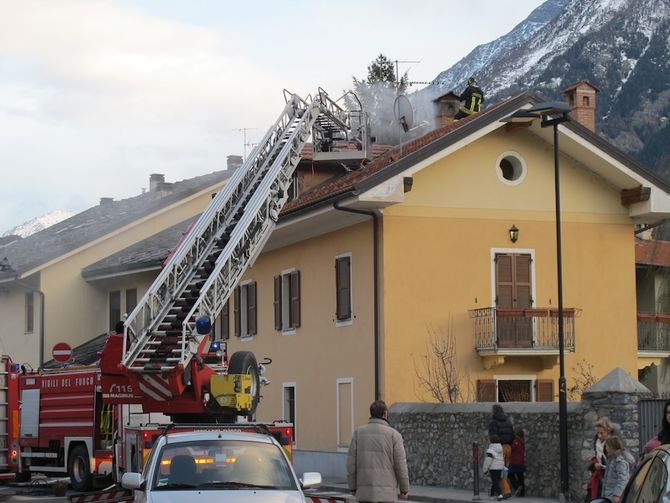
[290,270,301,328]
[274,275,282,331]
[477,379,496,402]
[248,281,257,335]
[234,287,241,337]
[536,379,554,402]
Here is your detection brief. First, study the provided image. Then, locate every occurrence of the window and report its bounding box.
[125,288,137,317]
[283,383,296,443]
[476,377,553,402]
[336,255,352,322]
[25,292,34,334]
[495,252,533,348]
[274,270,300,332]
[495,151,527,185]
[234,281,257,338]
[337,378,354,447]
[213,299,230,341]
[109,291,121,331]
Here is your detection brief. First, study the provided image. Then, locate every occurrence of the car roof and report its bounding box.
[162,429,276,445]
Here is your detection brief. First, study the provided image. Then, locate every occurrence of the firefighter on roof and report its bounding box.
[455,77,485,120]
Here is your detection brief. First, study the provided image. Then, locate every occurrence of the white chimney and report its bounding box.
[150,173,165,192]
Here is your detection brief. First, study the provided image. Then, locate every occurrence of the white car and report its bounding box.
[121,429,322,503]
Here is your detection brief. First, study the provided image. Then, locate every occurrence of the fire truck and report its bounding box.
[0,88,369,491]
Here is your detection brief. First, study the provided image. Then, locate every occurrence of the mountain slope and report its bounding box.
[414,0,670,177]
[2,210,74,238]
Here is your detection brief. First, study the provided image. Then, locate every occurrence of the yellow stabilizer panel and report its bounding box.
[211,374,252,412]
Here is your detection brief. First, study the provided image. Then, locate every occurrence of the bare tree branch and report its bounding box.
[413,321,465,403]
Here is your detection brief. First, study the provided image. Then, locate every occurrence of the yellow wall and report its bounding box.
[226,222,376,451]
[380,128,638,404]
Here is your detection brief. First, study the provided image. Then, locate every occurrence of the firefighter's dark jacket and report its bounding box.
[459,84,485,115]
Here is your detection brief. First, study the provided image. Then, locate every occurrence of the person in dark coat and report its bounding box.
[454,77,485,120]
[488,404,514,465]
[656,401,670,444]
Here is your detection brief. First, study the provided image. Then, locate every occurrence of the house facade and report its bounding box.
[221,88,670,452]
[0,171,230,367]
[2,84,669,457]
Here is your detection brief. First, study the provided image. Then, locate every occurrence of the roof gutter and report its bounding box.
[332,202,381,401]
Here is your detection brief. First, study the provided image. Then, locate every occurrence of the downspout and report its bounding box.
[333,202,381,400]
[15,279,45,368]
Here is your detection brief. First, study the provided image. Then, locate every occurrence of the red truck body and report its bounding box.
[0,356,292,491]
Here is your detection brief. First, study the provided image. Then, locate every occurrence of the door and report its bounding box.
[495,253,533,348]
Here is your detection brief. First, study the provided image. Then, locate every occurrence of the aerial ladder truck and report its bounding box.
[0,89,370,492]
[99,88,371,422]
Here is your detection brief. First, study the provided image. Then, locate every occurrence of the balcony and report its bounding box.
[638,313,670,354]
[469,307,578,369]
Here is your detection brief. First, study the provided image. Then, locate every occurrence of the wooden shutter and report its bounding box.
[515,254,532,308]
[477,379,496,402]
[248,281,257,335]
[336,257,351,321]
[495,253,532,308]
[218,299,230,340]
[536,379,554,402]
[290,270,301,328]
[274,275,282,330]
[495,255,514,308]
[234,286,241,337]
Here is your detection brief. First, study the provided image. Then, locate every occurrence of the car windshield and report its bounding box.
[152,439,297,491]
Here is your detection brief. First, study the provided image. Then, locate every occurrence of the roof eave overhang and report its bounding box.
[82,263,163,282]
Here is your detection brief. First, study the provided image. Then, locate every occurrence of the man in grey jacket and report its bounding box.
[347,400,410,502]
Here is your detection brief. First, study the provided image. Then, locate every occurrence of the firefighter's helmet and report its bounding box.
[195,316,212,334]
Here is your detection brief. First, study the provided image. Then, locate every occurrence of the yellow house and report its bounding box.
[2,83,669,459]
[218,85,670,452]
[0,171,231,367]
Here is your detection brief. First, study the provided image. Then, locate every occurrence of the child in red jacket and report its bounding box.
[508,428,526,497]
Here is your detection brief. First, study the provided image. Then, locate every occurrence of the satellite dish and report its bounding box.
[394,95,414,133]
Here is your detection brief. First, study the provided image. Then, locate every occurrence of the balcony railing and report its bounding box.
[638,313,670,352]
[469,307,578,352]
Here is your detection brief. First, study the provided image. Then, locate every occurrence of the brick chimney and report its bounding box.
[149,173,165,192]
[99,197,114,206]
[433,91,461,128]
[562,80,599,132]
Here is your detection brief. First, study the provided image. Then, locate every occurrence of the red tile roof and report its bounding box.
[283,99,509,216]
[636,238,670,266]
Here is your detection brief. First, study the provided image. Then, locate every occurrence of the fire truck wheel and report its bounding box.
[68,445,93,492]
[228,351,261,415]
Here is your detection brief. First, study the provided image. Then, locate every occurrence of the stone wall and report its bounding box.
[389,370,648,503]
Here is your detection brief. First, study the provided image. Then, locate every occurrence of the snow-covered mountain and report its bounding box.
[2,210,74,238]
[413,0,670,176]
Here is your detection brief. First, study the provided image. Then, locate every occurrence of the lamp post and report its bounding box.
[503,101,572,499]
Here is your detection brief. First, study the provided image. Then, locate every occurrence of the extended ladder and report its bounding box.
[122,90,366,377]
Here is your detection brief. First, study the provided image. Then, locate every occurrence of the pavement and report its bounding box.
[310,481,562,503]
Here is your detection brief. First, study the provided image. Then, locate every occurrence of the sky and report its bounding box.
[0,0,545,233]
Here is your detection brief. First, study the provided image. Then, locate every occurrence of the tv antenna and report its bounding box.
[232,127,258,160]
[393,59,421,89]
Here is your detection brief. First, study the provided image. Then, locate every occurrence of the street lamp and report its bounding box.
[503,101,572,499]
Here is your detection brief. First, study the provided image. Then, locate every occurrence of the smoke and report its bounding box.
[346,81,460,146]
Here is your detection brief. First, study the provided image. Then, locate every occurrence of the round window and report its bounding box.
[496,152,527,185]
